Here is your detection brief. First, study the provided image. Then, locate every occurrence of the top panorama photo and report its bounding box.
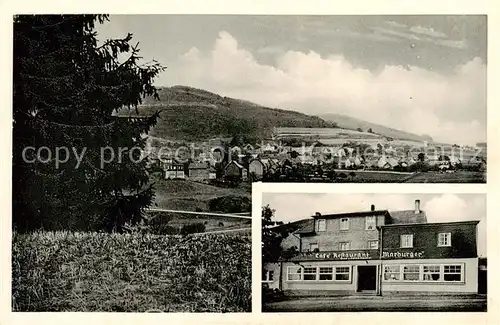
[105,15,486,183]
[21,15,487,185]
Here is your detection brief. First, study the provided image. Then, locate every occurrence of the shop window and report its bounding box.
[365,216,376,230]
[368,240,379,249]
[335,266,350,281]
[384,265,401,281]
[444,265,462,282]
[319,267,334,280]
[339,242,350,251]
[340,218,349,231]
[438,233,452,247]
[303,267,317,281]
[423,265,441,281]
[316,219,326,232]
[287,266,302,281]
[400,234,413,248]
[403,265,420,281]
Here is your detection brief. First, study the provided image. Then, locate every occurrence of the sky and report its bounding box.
[96,15,487,145]
[262,193,486,256]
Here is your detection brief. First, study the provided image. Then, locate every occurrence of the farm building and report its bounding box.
[264,200,482,297]
[225,160,248,181]
[249,159,266,180]
[186,161,211,182]
[163,158,186,179]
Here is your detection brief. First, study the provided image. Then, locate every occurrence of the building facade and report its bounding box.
[264,200,481,296]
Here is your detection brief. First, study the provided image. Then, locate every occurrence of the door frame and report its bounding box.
[356,265,378,292]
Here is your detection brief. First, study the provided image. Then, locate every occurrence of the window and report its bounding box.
[335,266,351,281]
[400,234,414,248]
[339,242,350,251]
[319,267,333,280]
[438,233,452,247]
[287,267,302,281]
[316,219,326,232]
[340,218,349,230]
[262,270,274,282]
[383,264,464,283]
[365,216,376,230]
[303,267,317,281]
[309,243,319,252]
[403,265,420,281]
[287,266,351,282]
[423,265,441,281]
[368,240,379,249]
[444,265,462,282]
[384,265,401,281]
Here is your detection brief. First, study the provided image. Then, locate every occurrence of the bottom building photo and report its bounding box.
[261,193,487,312]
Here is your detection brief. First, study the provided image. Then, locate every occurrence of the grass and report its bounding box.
[12,231,251,312]
[403,171,486,183]
[152,178,251,212]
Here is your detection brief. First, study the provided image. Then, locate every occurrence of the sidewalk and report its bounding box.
[263,295,487,312]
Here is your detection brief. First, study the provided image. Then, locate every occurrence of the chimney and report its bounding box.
[414,199,421,214]
[315,212,321,217]
[370,204,375,211]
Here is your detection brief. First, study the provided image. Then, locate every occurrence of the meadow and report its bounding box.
[12,231,251,312]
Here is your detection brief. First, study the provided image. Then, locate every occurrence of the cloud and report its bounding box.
[384,20,408,29]
[169,31,486,144]
[410,25,448,38]
[370,26,421,41]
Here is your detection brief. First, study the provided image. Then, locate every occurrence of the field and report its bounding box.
[12,231,251,312]
[152,178,251,212]
[334,170,415,183]
[404,171,486,183]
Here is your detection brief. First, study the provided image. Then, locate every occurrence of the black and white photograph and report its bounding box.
[261,193,487,312]
[9,12,490,317]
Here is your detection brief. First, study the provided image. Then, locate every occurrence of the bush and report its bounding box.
[262,284,285,304]
[209,196,251,213]
[12,231,251,312]
[180,222,206,235]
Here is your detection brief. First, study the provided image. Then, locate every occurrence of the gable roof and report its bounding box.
[388,210,427,224]
[295,219,315,234]
[226,160,245,169]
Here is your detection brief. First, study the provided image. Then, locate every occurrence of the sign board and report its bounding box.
[381,250,425,259]
[291,250,379,261]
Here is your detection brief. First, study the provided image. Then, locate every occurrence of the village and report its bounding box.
[147,134,487,184]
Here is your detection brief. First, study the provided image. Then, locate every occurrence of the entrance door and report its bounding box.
[357,265,377,292]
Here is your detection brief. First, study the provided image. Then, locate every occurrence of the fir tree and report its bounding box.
[13,15,165,232]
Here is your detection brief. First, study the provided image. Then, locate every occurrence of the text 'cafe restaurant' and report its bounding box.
[264,200,482,296]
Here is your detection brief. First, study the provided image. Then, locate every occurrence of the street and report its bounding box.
[263,295,487,312]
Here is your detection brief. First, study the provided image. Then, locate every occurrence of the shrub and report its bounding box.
[208,196,251,213]
[180,222,206,235]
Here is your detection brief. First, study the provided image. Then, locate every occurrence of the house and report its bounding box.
[377,156,399,169]
[187,161,211,182]
[266,200,481,296]
[163,158,185,179]
[225,160,248,181]
[249,159,266,180]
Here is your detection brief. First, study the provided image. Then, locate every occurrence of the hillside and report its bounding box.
[117,85,337,141]
[116,85,432,143]
[320,113,433,143]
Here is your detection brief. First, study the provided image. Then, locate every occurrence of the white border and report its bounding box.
[1,1,499,325]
